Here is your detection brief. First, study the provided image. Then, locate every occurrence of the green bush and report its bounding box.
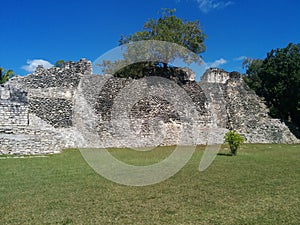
[224,130,245,156]
[55,60,65,68]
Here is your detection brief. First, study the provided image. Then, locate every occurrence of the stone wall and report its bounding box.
[0,59,91,154]
[0,126,63,155]
[201,68,229,84]
[0,103,28,126]
[75,74,214,148]
[10,58,91,90]
[29,97,73,128]
[0,85,65,155]
[0,84,28,126]
[8,59,89,129]
[200,69,299,143]
[0,59,299,155]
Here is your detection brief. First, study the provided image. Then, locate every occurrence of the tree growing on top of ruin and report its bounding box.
[99,8,207,79]
[0,67,14,84]
[243,43,300,129]
[55,60,65,68]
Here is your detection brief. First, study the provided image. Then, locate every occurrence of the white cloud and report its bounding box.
[22,59,53,73]
[234,56,247,61]
[196,0,234,13]
[207,58,227,68]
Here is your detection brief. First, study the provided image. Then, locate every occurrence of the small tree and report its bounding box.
[55,60,65,68]
[99,8,207,78]
[0,67,14,84]
[224,130,245,156]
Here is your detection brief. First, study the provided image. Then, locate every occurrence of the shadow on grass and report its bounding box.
[217,153,233,157]
[285,121,300,139]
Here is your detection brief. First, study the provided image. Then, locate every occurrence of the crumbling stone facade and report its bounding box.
[200,69,298,143]
[0,84,62,154]
[0,85,28,126]
[0,60,298,155]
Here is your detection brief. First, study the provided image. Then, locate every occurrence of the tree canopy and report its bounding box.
[0,67,14,84]
[244,43,300,128]
[100,8,207,78]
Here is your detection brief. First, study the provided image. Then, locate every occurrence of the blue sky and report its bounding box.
[1,0,300,79]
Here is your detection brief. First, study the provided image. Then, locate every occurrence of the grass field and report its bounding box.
[0,144,299,224]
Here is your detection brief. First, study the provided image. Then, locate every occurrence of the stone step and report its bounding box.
[0,126,64,155]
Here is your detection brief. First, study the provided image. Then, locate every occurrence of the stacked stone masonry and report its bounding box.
[0,60,299,155]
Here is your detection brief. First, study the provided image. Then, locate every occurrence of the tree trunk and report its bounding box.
[163,62,168,69]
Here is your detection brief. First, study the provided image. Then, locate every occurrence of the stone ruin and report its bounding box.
[0,59,298,154]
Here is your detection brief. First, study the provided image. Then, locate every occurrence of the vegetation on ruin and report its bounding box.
[0,144,299,224]
[54,60,65,68]
[99,8,207,79]
[0,67,14,84]
[244,43,300,130]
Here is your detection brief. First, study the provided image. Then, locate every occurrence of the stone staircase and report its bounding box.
[0,125,64,155]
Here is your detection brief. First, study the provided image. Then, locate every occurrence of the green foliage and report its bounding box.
[99,8,207,78]
[55,60,65,68]
[243,43,300,128]
[242,58,264,92]
[119,8,206,63]
[0,67,14,84]
[224,130,245,156]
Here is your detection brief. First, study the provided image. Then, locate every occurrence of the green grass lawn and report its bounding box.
[0,144,299,225]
